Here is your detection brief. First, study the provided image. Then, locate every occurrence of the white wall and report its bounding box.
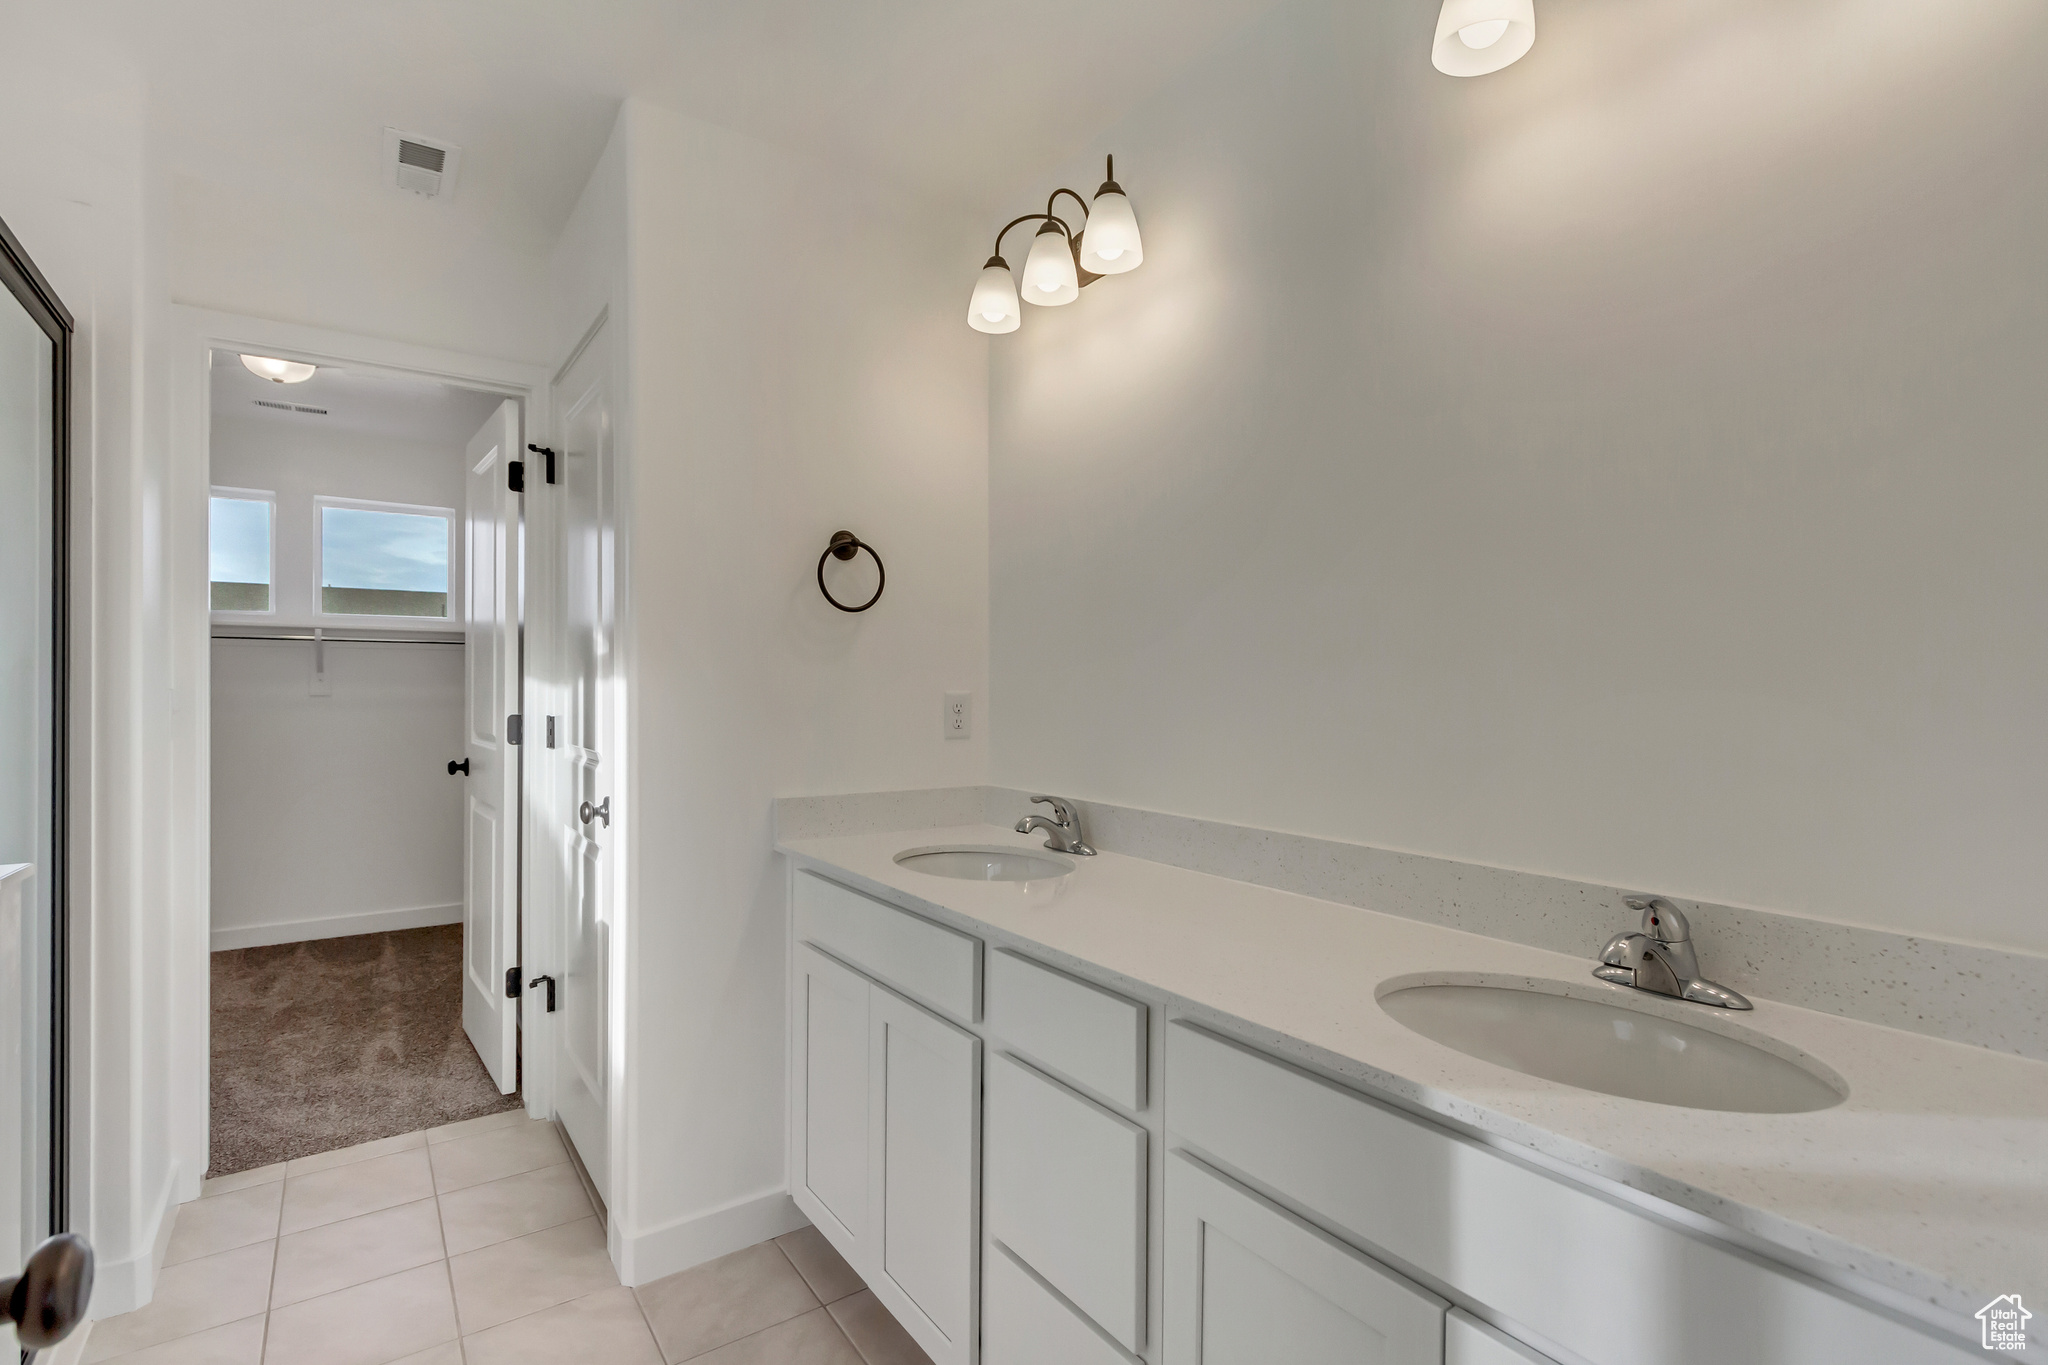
[989,0,2048,956]
[172,175,551,367]
[208,638,463,949]
[546,100,991,1280]
[207,417,466,949]
[0,12,194,1317]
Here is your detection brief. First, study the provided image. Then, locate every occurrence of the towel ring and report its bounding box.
[817,530,885,613]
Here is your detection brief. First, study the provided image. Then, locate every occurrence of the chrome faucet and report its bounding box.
[1594,896,1751,1009]
[1015,795,1096,856]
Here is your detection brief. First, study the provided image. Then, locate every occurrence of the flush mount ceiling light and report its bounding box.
[1432,0,1535,75]
[968,155,1143,335]
[239,354,318,384]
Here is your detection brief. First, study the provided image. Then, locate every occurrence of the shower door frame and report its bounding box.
[0,211,75,1241]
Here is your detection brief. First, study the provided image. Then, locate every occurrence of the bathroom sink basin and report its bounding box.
[1377,978,1846,1113]
[894,845,1075,883]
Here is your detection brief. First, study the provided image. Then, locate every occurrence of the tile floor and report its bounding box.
[82,1111,935,1365]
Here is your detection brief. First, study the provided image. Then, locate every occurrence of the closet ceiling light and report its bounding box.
[240,354,318,384]
[1432,0,1534,75]
[967,155,1142,334]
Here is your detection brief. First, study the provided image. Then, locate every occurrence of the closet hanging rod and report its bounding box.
[209,632,463,645]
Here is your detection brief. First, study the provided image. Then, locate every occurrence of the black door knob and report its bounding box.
[3,1232,94,1350]
[448,758,470,775]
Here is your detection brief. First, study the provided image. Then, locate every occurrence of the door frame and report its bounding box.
[167,307,554,1186]
[0,213,74,1244]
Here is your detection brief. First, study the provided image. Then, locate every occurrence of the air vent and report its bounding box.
[382,128,462,199]
[255,400,329,415]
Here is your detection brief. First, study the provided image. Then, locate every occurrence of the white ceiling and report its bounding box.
[210,351,507,447]
[75,0,1291,260]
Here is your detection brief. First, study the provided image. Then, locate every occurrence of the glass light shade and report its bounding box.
[1020,224,1079,306]
[1079,188,1143,276]
[1431,0,1534,76]
[240,354,318,384]
[967,259,1021,334]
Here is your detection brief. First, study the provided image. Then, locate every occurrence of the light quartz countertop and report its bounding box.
[779,823,2048,1330]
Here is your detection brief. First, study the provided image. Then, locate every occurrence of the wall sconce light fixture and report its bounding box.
[1432,0,1534,76]
[968,155,1143,335]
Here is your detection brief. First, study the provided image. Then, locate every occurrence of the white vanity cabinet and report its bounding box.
[1164,1150,1448,1364]
[787,867,1982,1365]
[790,876,983,1365]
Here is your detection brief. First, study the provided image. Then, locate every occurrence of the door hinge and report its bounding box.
[505,967,522,999]
[546,715,556,748]
[527,444,557,484]
[508,459,525,493]
[527,975,557,1012]
[507,714,523,745]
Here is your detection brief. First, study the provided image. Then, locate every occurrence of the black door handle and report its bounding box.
[448,758,470,775]
[527,974,557,1012]
[3,1232,94,1350]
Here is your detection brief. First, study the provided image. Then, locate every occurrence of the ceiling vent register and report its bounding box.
[383,128,462,198]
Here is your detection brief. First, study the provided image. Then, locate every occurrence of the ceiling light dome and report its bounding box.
[1432,0,1535,76]
[1021,221,1080,306]
[240,354,318,384]
[967,257,1022,334]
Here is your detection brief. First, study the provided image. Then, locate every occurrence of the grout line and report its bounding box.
[258,1166,287,1363]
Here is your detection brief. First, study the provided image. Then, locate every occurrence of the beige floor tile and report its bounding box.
[634,1241,819,1364]
[82,1242,274,1362]
[85,1313,266,1365]
[284,1130,428,1178]
[424,1109,527,1145]
[447,1216,619,1334]
[202,1165,284,1199]
[462,1286,663,1365]
[828,1291,934,1365]
[775,1225,865,1305]
[688,1307,866,1365]
[384,1346,465,1365]
[437,1162,592,1256]
[427,1120,564,1194]
[272,1198,446,1308]
[164,1183,282,1266]
[279,1148,435,1235]
[262,1262,458,1365]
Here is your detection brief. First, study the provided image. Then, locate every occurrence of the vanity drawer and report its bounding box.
[795,871,980,1023]
[984,1241,1132,1365]
[986,1052,1148,1352]
[1166,1022,1975,1365]
[986,948,1147,1110]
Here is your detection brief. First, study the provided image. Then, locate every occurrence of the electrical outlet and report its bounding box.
[944,692,971,740]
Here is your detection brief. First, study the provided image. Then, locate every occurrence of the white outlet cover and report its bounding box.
[944,691,971,739]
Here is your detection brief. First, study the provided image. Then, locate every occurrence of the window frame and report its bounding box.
[312,493,459,626]
[208,485,278,618]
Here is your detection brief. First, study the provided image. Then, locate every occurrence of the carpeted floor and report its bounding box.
[209,924,523,1177]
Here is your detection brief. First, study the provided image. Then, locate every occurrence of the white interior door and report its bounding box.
[461,399,522,1093]
[548,323,614,1197]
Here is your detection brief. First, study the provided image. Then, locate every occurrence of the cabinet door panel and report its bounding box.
[871,984,982,1365]
[1447,1310,1560,1365]
[1166,1151,1445,1365]
[985,1241,1135,1365]
[796,945,871,1249]
[987,1053,1147,1350]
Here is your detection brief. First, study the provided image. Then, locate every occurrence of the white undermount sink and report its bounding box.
[894,845,1075,883]
[1377,976,1846,1114]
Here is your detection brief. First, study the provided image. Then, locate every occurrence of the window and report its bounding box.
[210,489,275,612]
[317,498,454,618]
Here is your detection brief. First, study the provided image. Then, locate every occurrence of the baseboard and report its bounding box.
[88,1159,182,1320]
[210,902,462,952]
[614,1188,807,1287]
